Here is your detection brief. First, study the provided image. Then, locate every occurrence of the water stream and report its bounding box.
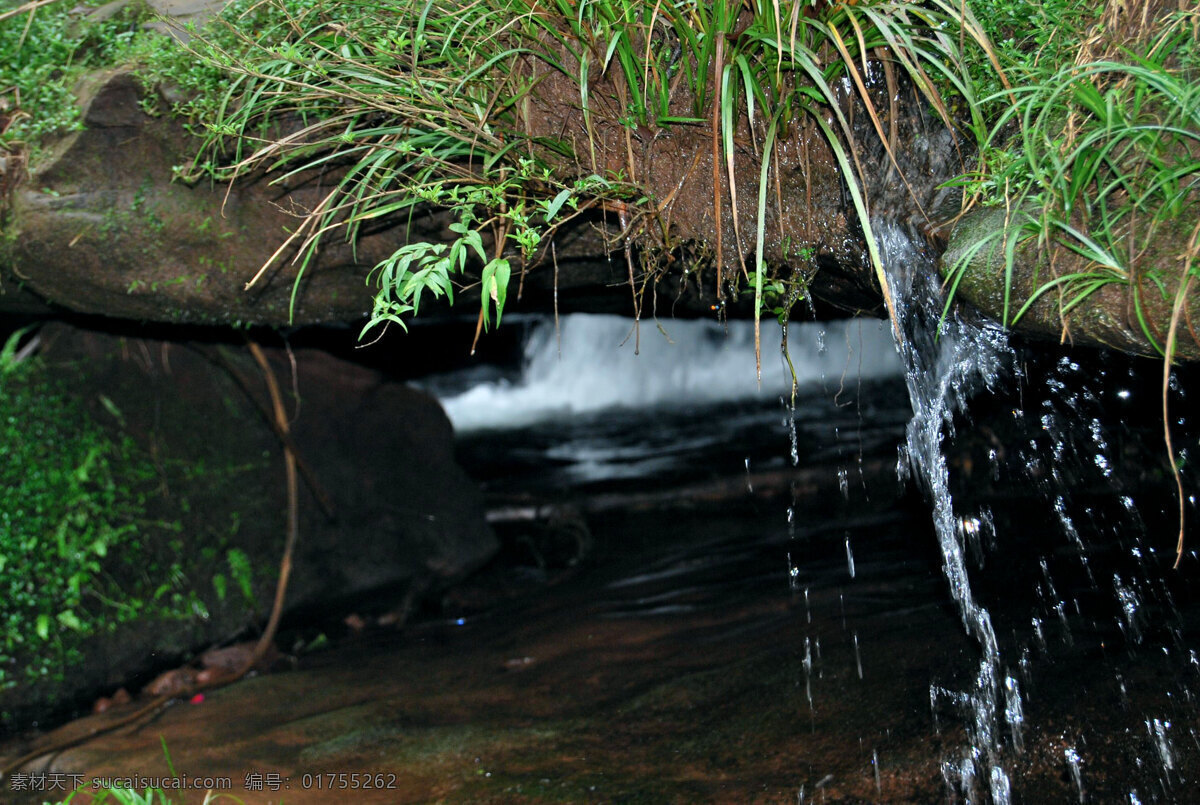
[424,251,1199,802]
[877,221,1017,801]
[4,279,1197,802]
[431,314,902,432]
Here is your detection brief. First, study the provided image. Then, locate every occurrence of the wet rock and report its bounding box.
[0,67,644,327]
[0,321,497,730]
[2,69,397,327]
[942,206,1200,361]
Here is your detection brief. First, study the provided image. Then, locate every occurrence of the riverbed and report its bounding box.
[3,315,1197,803]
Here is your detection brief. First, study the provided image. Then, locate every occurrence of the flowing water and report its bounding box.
[877,222,1017,801]
[425,267,1200,803]
[4,297,1199,801]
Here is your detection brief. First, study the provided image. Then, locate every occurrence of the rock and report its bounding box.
[0,321,497,731]
[199,641,278,675]
[0,67,640,328]
[942,206,1200,360]
[2,69,401,327]
[145,667,199,698]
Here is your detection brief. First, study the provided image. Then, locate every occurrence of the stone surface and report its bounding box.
[0,322,497,729]
[942,206,1200,361]
[4,69,390,327]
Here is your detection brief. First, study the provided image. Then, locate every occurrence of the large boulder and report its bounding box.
[0,321,497,730]
[3,69,394,326]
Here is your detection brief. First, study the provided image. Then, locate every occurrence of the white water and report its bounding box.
[877,221,1016,803]
[437,314,902,431]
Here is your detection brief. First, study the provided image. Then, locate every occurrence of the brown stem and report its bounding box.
[204,345,336,521]
[1,342,303,780]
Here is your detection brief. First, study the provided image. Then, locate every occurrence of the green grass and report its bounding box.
[948,0,1200,352]
[0,0,157,158]
[165,0,993,367]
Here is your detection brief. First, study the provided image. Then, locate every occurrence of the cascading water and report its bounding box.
[417,248,1197,800]
[435,313,902,431]
[876,220,1018,801]
[875,219,1199,801]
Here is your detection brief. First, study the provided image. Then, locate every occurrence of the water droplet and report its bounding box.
[1004,674,1024,752]
[1064,746,1084,803]
[802,636,814,712]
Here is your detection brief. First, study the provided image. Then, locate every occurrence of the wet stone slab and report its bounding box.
[5,492,1194,804]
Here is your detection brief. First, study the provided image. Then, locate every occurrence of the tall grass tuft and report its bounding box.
[181,0,997,349]
[947,2,1199,350]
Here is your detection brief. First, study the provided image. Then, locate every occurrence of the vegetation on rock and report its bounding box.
[2,0,1196,360]
[948,0,1200,360]
[0,0,154,155]
[0,327,264,727]
[144,0,995,373]
[0,330,175,704]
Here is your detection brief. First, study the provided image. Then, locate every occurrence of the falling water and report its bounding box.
[417,224,1197,798]
[876,221,1017,801]
[436,314,901,430]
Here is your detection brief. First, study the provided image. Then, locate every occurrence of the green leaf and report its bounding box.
[544,189,572,222]
[57,610,84,631]
[480,257,511,330]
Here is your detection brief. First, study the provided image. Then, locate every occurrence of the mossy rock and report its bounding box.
[0,322,497,732]
[942,206,1200,361]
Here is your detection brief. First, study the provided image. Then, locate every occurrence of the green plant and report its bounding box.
[0,354,147,689]
[179,0,995,373]
[169,0,628,334]
[0,348,229,697]
[946,2,1199,346]
[0,0,155,155]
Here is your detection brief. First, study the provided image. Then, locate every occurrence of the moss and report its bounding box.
[0,335,273,728]
[0,344,173,695]
[0,0,158,160]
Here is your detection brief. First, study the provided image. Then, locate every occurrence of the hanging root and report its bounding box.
[243,341,299,669]
[1167,223,1199,568]
[205,344,335,520]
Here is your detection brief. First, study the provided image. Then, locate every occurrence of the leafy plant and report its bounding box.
[176,0,995,374]
[0,0,155,156]
[947,1,1200,350]
[0,356,147,689]
[0,351,215,698]
[167,0,629,333]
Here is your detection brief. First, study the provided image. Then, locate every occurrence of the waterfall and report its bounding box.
[436,314,902,431]
[877,221,1017,802]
